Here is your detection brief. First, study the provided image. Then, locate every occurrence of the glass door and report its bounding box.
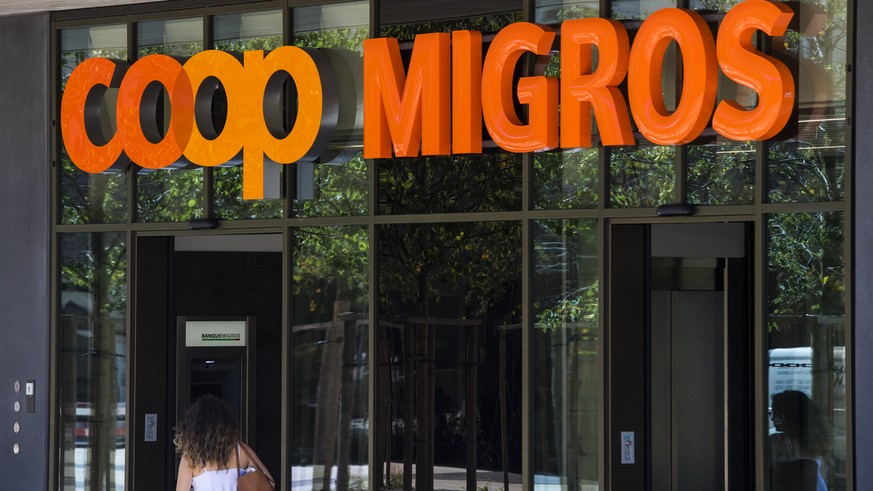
[609,223,753,491]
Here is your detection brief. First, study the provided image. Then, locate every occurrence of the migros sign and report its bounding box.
[60,0,794,200]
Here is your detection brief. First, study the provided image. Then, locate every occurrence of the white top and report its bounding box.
[191,467,238,491]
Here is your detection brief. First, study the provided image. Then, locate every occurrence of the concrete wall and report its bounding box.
[0,12,51,490]
[854,0,871,488]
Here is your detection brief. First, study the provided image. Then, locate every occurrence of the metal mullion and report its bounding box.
[125,228,137,491]
[676,145,687,205]
[753,213,766,491]
[283,7,294,221]
[128,21,139,226]
[601,143,611,209]
[597,202,609,491]
[844,0,856,487]
[521,156,532,491]
[372,211,527,225]
[367,177,377,491]
[133,221,286,234]
[521,0,534,486]
[285,6,295,219]
[682,206,757,218]
[53,223,139,233]
[759,200,847,215]
[281,226,292,491]
[286,215,371,227]
[48,226,61,491]
[367,1,378,488]
[48,21,60,491]
[203,14,215,220]
[756,140,766,212]
[527,208,600,220]
[125,24,136,487]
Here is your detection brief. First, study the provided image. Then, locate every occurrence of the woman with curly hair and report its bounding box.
[174,395,274,490]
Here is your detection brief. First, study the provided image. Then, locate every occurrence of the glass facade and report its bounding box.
[58,232,127,491]
[532,219,599,489]
[59,25,128,225]
[291,225,370,490]
[52,1,851,490]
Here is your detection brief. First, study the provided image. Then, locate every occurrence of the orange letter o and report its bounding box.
[60,57,126,173]
[628,8,718,145]
[116,54,194,169]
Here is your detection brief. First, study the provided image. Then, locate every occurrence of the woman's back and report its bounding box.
[191,467,238,491]
[174,396,270,491]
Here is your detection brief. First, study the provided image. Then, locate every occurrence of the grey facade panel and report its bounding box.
[855,0,870,488]
[0,12,51,490]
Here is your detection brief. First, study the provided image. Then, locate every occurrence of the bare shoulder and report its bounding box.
[239,442,256,466]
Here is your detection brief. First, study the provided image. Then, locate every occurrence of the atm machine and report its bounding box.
[176,316,257,444]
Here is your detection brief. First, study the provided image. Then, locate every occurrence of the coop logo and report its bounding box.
[201,333,242,342]
[61,0,794,200]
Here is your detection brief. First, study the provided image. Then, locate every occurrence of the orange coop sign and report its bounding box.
[60,0,794,201]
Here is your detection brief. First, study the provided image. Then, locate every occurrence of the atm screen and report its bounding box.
[189,357,243,424]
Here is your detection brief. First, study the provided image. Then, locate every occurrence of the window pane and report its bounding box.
[532,219,600,490]
[768,0,847,203]
[535,0,599,24]
[767,212,846,491]
[380,0,522,39]
[687,139,755,206]
[213,10,286,220]
[135,18,205,223]
[291,226,369,490]
[378,155,523,214]
[612,0,674,20]
[138,18,203,56]
[688,0,740,12]
[292,1,369,218]
[609,145,675,208]
[376,222,522,491]
[214,10,283,50]
[60,26,128,225]
[59,232,128,491]
[533,149,599,210]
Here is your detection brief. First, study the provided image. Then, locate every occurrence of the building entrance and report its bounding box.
[131,234,282,490]
[609,222,754,491]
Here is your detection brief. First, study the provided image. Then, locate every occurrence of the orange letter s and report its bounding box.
[714,0,795,141]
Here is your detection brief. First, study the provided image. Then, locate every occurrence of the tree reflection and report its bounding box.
[377,155,523,491]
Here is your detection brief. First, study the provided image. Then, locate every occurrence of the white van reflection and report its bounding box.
[768,346,846,489]
[768,347,845,434]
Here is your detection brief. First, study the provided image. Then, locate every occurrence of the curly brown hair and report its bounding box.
[173,395,241,469]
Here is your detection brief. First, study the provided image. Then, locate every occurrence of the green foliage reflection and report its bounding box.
[533,149,598,209]
[379,155,522,214]
[767,212,844,332]
[609,146,675,208]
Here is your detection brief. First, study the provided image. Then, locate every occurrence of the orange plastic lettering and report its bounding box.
[116,54,193,169]
[452,30,483,154]
[628,8,718,145]
[241,47,337,200]
[560,18,634,147]
[482,22,558,152]
[182,50,248,167]
[713,0,795,141]
[60,57,126,173]
[363,33,451,158]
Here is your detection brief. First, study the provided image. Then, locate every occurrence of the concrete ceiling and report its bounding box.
[0,0,163,17]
